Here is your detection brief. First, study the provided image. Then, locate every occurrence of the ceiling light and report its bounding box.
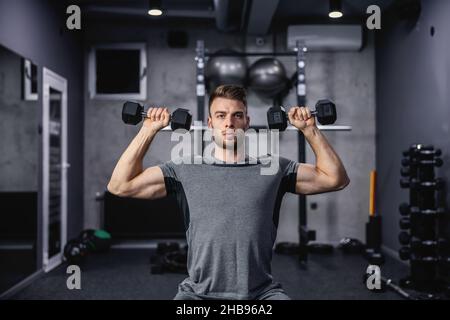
[148,0,163,16]
[329,0,343,18]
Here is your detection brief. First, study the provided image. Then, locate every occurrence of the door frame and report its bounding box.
[42,68,68,272]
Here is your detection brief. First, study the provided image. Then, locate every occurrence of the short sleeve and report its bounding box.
[280,157,299,194]
[158,161,180,195]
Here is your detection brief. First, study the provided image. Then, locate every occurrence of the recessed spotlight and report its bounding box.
[329,0,343,19]
[148,9,162,16]
[148,0,163,16]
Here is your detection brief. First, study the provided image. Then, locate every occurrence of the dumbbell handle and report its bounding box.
[278,106,319,117]
[270,103,337,127]
[139,108,171,119]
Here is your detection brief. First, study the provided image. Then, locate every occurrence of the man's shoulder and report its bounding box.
[160,154,203,166]
[258,154,295,164]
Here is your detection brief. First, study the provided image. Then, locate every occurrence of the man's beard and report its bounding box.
[213,129,246,151]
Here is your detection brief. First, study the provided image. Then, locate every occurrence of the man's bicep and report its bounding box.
[295,163,335,195]
[125,166,167,199]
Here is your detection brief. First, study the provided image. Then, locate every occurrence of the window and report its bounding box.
[88,43,147,100]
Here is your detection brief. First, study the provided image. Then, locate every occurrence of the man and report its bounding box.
[107,85,349,300]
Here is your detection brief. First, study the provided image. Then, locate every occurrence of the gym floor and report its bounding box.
[11,249,407,300]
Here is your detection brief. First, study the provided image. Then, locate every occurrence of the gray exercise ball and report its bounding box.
[205,49,247,92]
[248,58,288,99]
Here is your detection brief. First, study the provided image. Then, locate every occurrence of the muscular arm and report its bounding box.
[296,127,349,195]
[107,108,170,199]
[288,106,350,195]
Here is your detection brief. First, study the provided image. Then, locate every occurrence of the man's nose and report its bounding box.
[224,115,235,128]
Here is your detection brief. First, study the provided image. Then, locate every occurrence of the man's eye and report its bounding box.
[235,114,243,118]
[217,114,225,119]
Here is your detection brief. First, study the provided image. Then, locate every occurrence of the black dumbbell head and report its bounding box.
[399,203,410,215]
[122,101,143,125]
[315,100,337,125]
[267,106,288,131]
[399,217,411,230]
[64,239,88,264]
[399,247,410,260]
[171,108,192,131]
[399,232,411,245]
[401,158,410,166]
[400,167,410,177]
[435,178,445,189]
[400,178,410,188]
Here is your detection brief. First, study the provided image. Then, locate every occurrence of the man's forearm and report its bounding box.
[108,126,157,191]
[302,126,349,185]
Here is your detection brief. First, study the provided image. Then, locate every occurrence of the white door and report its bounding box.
[42,68,68,272]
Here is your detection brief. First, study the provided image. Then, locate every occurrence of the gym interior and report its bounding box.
[1,0,449,301]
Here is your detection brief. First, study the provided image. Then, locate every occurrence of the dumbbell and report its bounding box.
[399,204,446,216]
[78,229,112,253]
[64,239,89,264]
[403,146,441,157]
[400,178,445,189]
[399,247,410,260]
[399,217,411,229]
[399,203,411,216]
[400,167,411,177]
[399,247,441,263]
[401,158,443,167]
[267,99,337,131]
[399,234,449,249]
[63,229,112,264]
[122,101,192,130]
[399,232,411,245]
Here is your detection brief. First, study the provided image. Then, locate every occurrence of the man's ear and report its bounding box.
[207,116,212,129]
[246,115,250,130]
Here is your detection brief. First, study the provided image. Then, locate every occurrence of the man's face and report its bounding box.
[208,97,250,150]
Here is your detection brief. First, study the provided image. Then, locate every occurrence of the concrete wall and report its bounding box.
[83,20,376,245]
[0,45,38,191]
[0,0,84,240]
[376,0,450,253]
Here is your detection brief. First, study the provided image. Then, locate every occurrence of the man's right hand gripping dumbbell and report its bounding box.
[122,101,192,131]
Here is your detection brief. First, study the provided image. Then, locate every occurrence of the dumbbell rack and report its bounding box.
[399,144,449,293]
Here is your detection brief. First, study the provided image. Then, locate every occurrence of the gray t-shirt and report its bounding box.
[159,155,299,300]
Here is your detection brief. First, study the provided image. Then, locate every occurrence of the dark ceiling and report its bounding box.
[64,0,400,34]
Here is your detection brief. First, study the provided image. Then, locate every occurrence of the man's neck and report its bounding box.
[213,147,246,163]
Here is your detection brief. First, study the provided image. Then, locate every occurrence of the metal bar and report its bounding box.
[207,52,297,57]
[159,125,352,131]
[296,40,309,266]
[195,40,206,123]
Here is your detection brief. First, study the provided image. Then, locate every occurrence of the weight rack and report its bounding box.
[399,144,450,294]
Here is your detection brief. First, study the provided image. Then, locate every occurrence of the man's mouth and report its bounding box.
[222,131,236,139]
